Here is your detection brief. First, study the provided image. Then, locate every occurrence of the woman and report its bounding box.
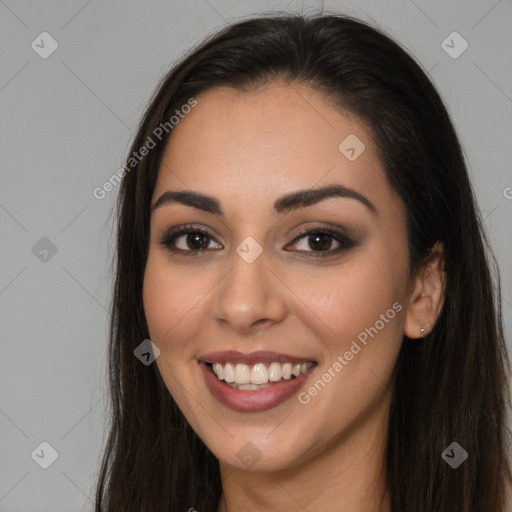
[95,12,512,512]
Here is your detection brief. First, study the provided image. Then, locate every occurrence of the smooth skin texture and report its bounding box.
[143,82,445,512]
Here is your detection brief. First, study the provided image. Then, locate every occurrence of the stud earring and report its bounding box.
[419,320,430,337]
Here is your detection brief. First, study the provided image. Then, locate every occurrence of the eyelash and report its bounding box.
[158,223,355,258]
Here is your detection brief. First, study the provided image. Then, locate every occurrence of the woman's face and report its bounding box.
[143,82,414,472]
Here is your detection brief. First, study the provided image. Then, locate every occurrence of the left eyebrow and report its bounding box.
[151,184,377,216]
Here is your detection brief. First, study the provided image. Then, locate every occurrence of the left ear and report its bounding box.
[404,240,446,339]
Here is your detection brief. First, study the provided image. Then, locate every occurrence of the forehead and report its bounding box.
[153,82,399,219]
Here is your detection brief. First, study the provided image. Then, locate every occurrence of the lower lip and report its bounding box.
[199,361,316,412]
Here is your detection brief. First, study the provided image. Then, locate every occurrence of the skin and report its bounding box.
[143,81,445,512]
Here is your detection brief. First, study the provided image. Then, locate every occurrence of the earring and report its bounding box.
[419,320,430,337]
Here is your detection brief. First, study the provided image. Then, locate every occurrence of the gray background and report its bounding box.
[1,0,511,510]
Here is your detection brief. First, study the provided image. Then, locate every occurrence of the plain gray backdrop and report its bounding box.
[1,0,511,510]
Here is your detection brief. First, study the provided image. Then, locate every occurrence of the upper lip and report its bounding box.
[198,350,317,366]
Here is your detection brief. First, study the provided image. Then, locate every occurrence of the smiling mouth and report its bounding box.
[205,361,317,390]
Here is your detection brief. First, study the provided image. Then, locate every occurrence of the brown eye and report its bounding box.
[183,232,210,250]
[159,225,222,254]
[287,227,355,256]
[304,233,336,251]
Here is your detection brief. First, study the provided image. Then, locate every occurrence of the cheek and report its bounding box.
[296,251,407,407]
[142,253,206,355]
[142,254,209,411]
[304,263,403,343]
[295,265,405,422]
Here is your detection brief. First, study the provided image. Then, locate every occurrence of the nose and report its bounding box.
[211,247,288,334]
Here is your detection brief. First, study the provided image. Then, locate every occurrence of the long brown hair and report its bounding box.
[95,12,512,511]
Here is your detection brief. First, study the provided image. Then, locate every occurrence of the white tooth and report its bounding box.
[300,362,308,374]
[292,363,301,377]
[233,383,270,390]
[234,363,251,384]
[268,362,282,381]
[251,363,268,384]
[281,362,292,379]
[223,363,235,382]
[225,381,274,390]
[212,363,224,380]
